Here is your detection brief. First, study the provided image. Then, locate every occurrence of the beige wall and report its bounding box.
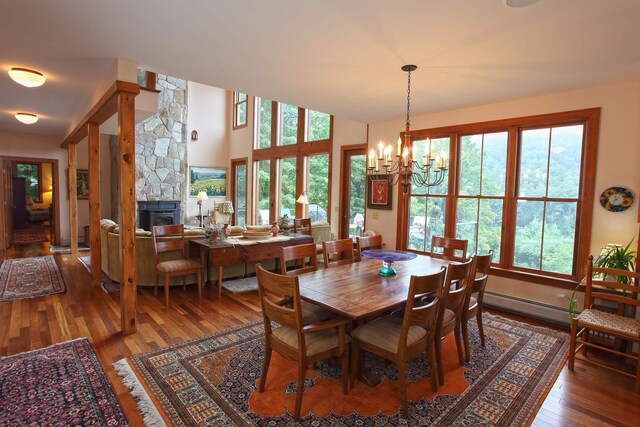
[367,79,640,309]
[185,82,230,225]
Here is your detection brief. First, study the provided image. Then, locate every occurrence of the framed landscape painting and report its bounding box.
[189,167,227,197]
[367,175,392,210]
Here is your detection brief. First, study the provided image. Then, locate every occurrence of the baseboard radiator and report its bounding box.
[483,291,571,328]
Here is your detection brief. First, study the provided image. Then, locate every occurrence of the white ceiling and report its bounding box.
[1,0,640,137]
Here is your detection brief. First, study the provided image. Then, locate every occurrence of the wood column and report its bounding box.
[88,123,101,286]
[68,144,78,254]
[118,92,137,335]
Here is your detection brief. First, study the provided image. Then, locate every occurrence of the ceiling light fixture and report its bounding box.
[15,113,39,124]
[504,0,541,8]
[366,65,448,194]
[8,67,46,87]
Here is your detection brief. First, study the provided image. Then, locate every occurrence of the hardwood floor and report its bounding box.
[1,243,638,426]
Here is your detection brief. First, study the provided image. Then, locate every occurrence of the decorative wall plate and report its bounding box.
[599,186,634,212]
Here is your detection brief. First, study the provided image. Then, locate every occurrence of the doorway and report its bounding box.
[0,156,60,256]
[339,145,367,239]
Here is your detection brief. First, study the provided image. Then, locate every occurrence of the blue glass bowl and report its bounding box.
[361,250,417,276]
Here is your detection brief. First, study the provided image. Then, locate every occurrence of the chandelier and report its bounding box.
[367,65,448,194]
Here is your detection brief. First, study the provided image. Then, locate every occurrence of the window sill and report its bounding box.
[488,266,579,290]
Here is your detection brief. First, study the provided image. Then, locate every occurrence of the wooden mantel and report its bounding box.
[61,79,140,335]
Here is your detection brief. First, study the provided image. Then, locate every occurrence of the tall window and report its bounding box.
[253,98,332,224]
[16,163,42,202]
[401,109,599,285]
[233,92,247,129]
[231,159,247,226]
[256,160,271,225]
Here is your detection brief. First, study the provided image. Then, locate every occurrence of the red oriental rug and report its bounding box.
[0,338,129,426]
[116,313,568,426]
[0,255,66,302]
[13,227,48,244]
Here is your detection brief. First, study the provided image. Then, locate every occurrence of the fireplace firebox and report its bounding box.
[138,201,181,231]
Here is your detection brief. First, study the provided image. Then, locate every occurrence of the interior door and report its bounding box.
[2,160,14,248]
[339,145,367,239]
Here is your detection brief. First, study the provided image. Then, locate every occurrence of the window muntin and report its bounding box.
[410,137,450,195]
[16,163,42,202]
[401,110,597,284]
[233,92,247,130]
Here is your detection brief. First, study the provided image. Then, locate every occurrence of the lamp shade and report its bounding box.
[296,193,309,204]
[9,68,46,87]
[197,191,209,202]
[15,113,38,124]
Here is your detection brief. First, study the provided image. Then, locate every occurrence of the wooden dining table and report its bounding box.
[298,254,450,320]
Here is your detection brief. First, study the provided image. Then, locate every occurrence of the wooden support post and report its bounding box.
[118,91,137,335]
[88,122,101,287]
[68,144,78,254]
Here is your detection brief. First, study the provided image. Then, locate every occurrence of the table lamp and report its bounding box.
[197,191,208,227]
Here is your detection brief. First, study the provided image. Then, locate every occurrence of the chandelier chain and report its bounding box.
[406,69,411,127]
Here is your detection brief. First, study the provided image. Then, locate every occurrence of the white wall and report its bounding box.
[367,79,640,309]
[185,81,229,225]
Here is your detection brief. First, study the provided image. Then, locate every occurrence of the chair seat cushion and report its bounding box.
[576,308,640,338]
[468,296,478,311]
[351,315,427,355]
[157,259,200,273]
[301,301,334,324]
[272,326,350,357]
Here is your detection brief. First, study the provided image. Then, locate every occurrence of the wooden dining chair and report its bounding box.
[152,224,202,307]
[568,255,640,392]
[355,234,383,261]
[461,250,493,362]
[322,238,355,267]
[350,268,446,418]
[294,218,323,255]
[434,258,473,385]
[256,264,350,421]
[430,236,468,262]
[280,243,333,323]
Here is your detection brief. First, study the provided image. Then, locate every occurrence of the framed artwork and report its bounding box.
[367,175,392,210]
[68,169,89,200]
[189,166,227,197]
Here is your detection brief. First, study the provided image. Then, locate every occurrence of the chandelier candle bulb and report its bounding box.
[369,149,375,168]
[397,137,402,156]
[378,141,384,159]
[375,157,379,172]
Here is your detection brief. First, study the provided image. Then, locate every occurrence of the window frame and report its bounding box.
[397,108,600,289]
[232,92,248,130]
[252,97,333,224]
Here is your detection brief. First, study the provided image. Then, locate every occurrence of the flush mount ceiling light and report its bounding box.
[8,67,46,87]
[504,0,541,7]
[15,113,39,124]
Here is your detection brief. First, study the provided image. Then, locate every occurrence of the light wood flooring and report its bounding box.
[0,242,638,426]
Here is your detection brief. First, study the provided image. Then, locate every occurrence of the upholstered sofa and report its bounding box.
[99,219,333,287]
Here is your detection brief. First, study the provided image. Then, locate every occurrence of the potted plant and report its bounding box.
[278,214,291,231]
[593,238,636,284]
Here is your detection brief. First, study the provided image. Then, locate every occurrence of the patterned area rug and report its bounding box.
[0,255,66,302]
[116,313,568,426]
[222,277,258,293]
[0,338,130,426]
[13,227,48,244]
[78,255,120,293]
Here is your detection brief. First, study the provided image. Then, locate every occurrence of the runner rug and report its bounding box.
[115,313,568,426]
[78,255,120,293]
[0,338,130,426]
[0,255,66,302]
[13,227,48,244]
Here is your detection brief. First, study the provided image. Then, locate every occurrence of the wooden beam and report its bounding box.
[88,122,101,287]
[68,144,78,254]
[61,81,140,148]
[118,91,137,335]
